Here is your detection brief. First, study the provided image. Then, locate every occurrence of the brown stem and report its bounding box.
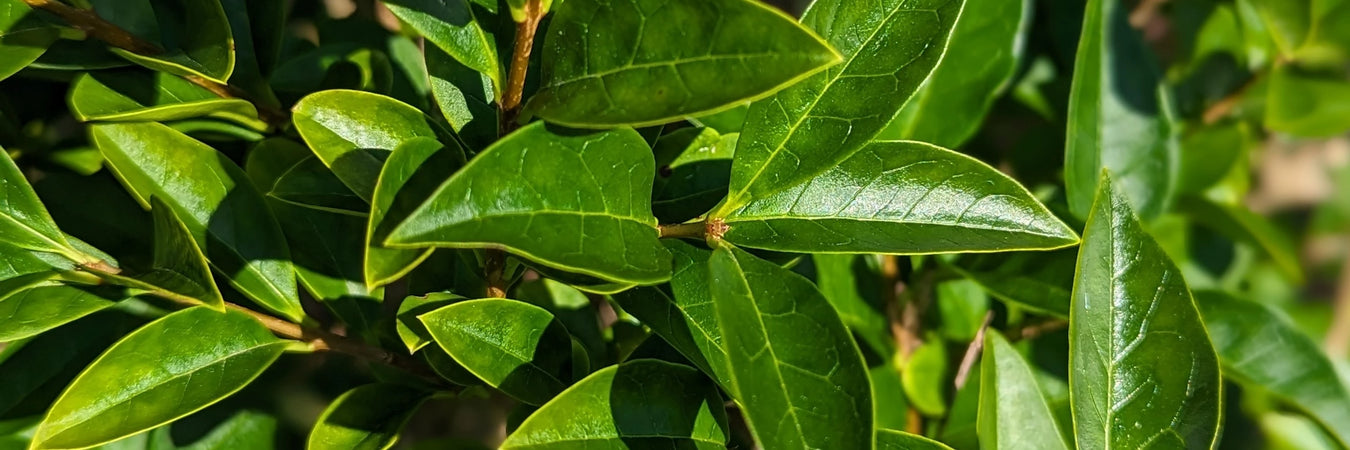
[953,311,994,390]
[1010,318,1068,342]
[885,256,931,434]
[1324,250,1350,357]
[484,248,508,298]
[499,0,545,131]
[20,0,288,126]
[659,221,706,239]
[1202,70,1265,125]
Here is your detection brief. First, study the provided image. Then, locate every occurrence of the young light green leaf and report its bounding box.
[719,141,1078,254]
[308,383,430,450]
[880,0,1033,148]
[0,147,85,261]
[903,337,948,416]
[419,298,573,405]
[1195,291,1350,448]
[68,70,261,126]
[978,332,1071,450]
[877,428,953,450]
[0,284,126,342]
[387,122,671,285]
[0,0,59,82]
[367,137,465,289]
[92,122,302,322]
[526,0,841,128]
[708,245,870,449]
[426,44,498,151]
[384,0,499,90]
[31,307,288,450]
[291,90,448,202]
[109,0,236,84]
[501,359,729,449]
[1064,0,1176,220]
[1265,64,1350,138]
[722,0,965,209]
[98,197,224,309]
[1069,174,1221,449]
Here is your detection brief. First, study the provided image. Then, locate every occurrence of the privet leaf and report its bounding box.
[31,307,288,450]
[367,137,465,289]
[0,283,126,342]
[383,0,500,90]
[1195,291,1350,447]
[0,311,140,419]
[722,0,964,209]
[877,428,953,450]
[388,122,671,285]
[96,197,225,309]
[1064,0,1176,219]
[419,298,573,405]
[0,148,84,261]
[308,383,430,450]
[720,141,1078,254]
[978,332,1071,450]
[948,249,1077,317]
[395,292,465,353]
[0,0,59,81]
[92,122,303,322]
[1069,174,1221,449]
[708,245,870,449]
[267,156,367,216]
[110,0,237,84]
[526,0,840,128]
[426,45,498,151]
[501,359,729,449]
[292,90,448,202]
[68,70,261,126]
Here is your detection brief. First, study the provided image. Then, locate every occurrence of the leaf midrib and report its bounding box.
[545,52,821,89]
[724,213,1069,239]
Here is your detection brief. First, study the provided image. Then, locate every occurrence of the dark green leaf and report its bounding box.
[1264,65,1350,137]
[218,0,282,110]
[811,254,890,357]
[367,137,465,289]
[98,197,224,309]
[171,410,278,450]
[978,332,1070,450]
[395,292,465,353]
[722,0,964,208]
[68,70,260,126]
[651,128,736,224]
[31,307,288,449]
[92,122,302,322]
[880,0,1033,148]
[1064,0,1176,219]
[388,122,671,285]
[384,0,499,90]
[0,0,58,82]
[0,283,126,342]
[110,0,236,84]
[1069,174,1221,449]
[719,141,1078,254]
[948,249,1077,317]
[268,196,382,338]
[1181,197,1303,283]
[308,383,429,450]
[708,245,870,449]
[0,148,86,262]
[291,89,448,202]
[500,359,729,449]
[526,0,840,128]
[426,45,497,151]
[266,156,366,215]
[0,311,140,420]
[876,428,953,450]
[1195,291,1350,448]
[419,298,573,405]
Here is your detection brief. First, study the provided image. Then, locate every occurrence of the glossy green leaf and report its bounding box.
[722,0,964,209]
[367,137,465,289]
[388,122,671,285]
[935,279,988,341]
[384,0,499,91]
[0,311,140,420]
[308,383,429,450]
[719,141,1078,254]
[501,359,729,449]
[267,156,367,216]
[877,429,953,450]
[948,249,1077,317]
[651,128,736,224]
[526,0,840,128]
[1181,197,1304,283]
[978,332,1071,450]
[395,292,465,353]
[0,283,126,342]
[100,197,224,309]
[0,241,55,282]
[0,0,58,82]
[612,241,733,393]
[169,410,279,450]
[515,278,607,371]
[811,254,889,357]
[31,307,288,449]
[420,298,573,405]
[1064,0,1176,220]
[1178,121,1250,195]
[110,0,236,84]
[68,70,260,126]
[0,148,84,262]
[1195,291,1350,448]
[708,245,870,449]
[268,195,382,338]
[903,337,948,416]
[92,122,302,322]
[1069,174,1221,449]
[218,0,282,111]
[879,0,1032,148]
[689,103,748,134]
[1264,65,1350,137]
[291,90,447,202]
[426,45,497,151]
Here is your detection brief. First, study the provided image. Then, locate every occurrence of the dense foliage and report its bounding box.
[0,0,1348,448]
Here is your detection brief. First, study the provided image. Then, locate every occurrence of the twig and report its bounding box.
[1010,319,1068,342]
[953,311,994,390]
[886,257,933,434]
[1202,71,1265,125]
[499,0,546,132]
[1324,249,1350,357]
[658,221,706,239]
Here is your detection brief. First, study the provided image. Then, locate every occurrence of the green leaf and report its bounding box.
[722,0,964,209]
[384,0,499,91]
[501,359,729,449]
[810,254,890,357]
[267,156,367,216]
[1180,197,1304,283]
[218,0,282,110]
[395,292,465,353]
[291,90,448,202]
[1264,65,1350,137]
[267,194,382,338]
[419,298,573,405]
[526,0,840,128]
[708,245,870,449]
[1195,291,1350,448]
[719,141,1078,254]
[308,383,429,450]
[0,311,140,419]
[110,0,236,84]
[1069,174,1221,449]
[0,148,84,262]
[426,44,498,151]
[948,249,1077,317]
[98,197,224,309]
[68,70,261,126]
[903,337,948,416]
[0,241,56,284]
[0,283,126,342]
[367,137,465,289]
[651,128,736,224]
[1177,121,1251,195]
[876,428,953,450]
[611,241,733,394]
[31,307,288,449]
[879,0,1032,148]
[1249,0,1310,58]
[171,410,278,450]
[92,122,303,322]
[1064,0,1176,220]
[0,0,59,82]
[978,332,1071,450]
[388,122,671,285]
